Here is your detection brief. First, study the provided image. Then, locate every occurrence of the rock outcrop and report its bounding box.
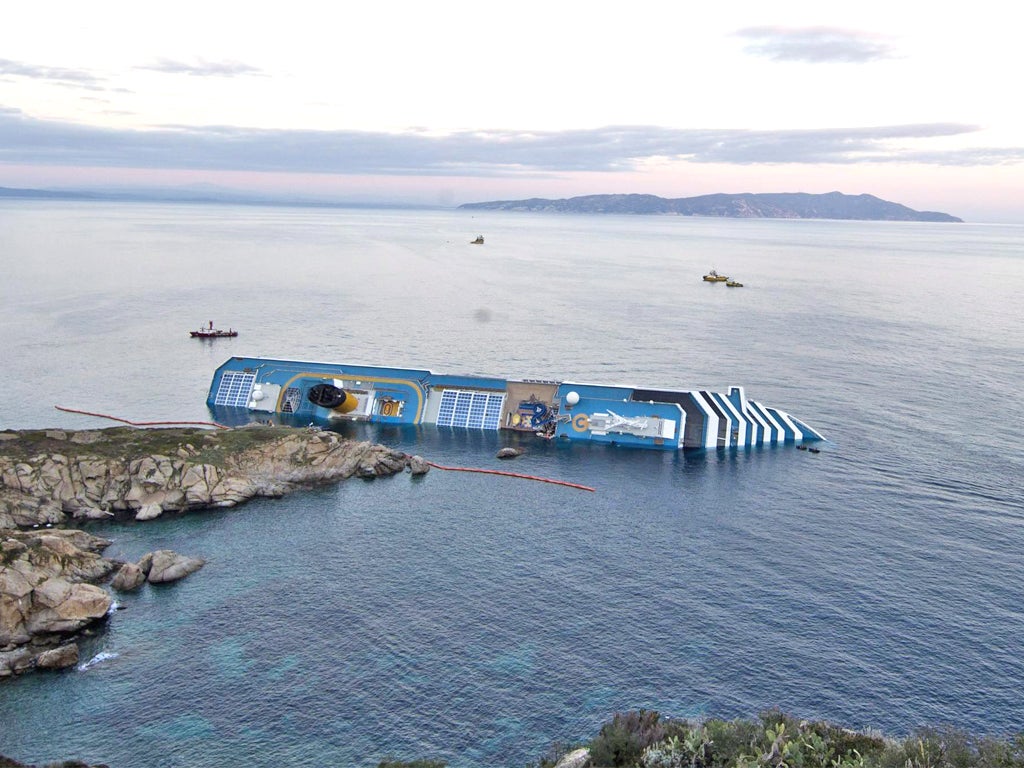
[35,642,79,670]
[3,532,214,677]
[0,425,431,678]
[554,748,591,768]
[408,455,431,475]
[0,529,114,677]
[0,426,427,528]
[0,752,108,768]
[140,550,204,584]
[109,562,145,592]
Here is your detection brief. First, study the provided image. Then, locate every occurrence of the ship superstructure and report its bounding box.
[207,357,824,451]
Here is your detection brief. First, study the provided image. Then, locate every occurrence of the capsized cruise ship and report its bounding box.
[207,357,825,451]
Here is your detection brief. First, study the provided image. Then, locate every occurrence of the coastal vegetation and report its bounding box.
[527,710,1024,768]
[5,710,1023,768]
[0,424,311,463]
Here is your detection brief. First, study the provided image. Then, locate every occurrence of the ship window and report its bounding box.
[436,389,505,430]
[213,372,256,407]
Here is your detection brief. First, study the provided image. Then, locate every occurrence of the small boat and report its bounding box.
[703,269,728,282]
[190,321,238,339]
[726,280,744,288]
[470,235,484,244]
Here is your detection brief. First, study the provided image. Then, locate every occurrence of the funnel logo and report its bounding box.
[571,413,590,432]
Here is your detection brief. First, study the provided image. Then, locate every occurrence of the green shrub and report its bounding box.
[591,710,667,767]
[546,712,1024,768]
[641,724,714,768]
[811,723,885,762]
[877,727,1024,768]
[703,717,763,768]
[636,714,882,768]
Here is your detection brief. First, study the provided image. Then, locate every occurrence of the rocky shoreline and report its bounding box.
[1,424,429,677]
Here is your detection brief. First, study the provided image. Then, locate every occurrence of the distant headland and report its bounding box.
[459,191,963,222]
[1,186,962,221]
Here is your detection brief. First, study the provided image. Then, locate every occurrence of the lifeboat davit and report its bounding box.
[307,383,359,414]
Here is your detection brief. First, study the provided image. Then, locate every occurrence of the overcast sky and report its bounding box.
[1,1,1021,221]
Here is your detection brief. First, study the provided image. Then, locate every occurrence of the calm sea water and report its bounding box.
[1,201,1023,767]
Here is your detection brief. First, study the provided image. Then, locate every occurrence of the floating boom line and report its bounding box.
[55,406,231,430]
[424,460,595,492]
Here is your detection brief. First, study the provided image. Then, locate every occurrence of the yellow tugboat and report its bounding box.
[703,269,728,282]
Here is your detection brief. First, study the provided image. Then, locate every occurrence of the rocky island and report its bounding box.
[0,425,429,677]
[459,191,962,222]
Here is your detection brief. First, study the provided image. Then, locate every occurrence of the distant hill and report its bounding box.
[459,191,963,222]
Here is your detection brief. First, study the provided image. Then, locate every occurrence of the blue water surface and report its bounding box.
[1,202,1023,767]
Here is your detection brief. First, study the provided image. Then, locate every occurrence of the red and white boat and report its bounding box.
[190,321,238,339]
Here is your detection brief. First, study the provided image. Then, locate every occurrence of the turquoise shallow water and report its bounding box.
[1,202,1023,766]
